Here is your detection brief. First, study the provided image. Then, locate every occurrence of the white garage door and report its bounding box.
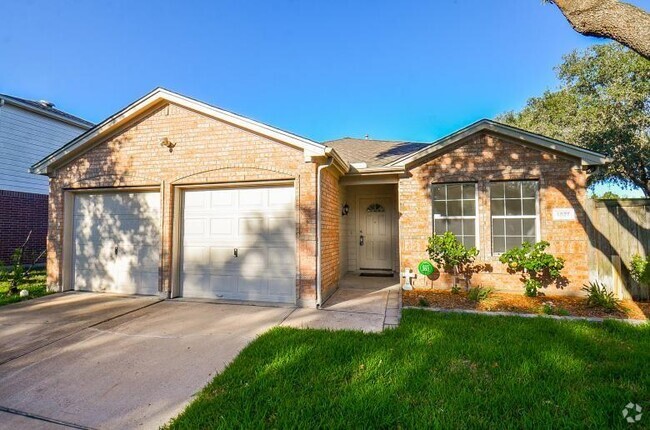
[181,186,296,303]
[73,192,161,295]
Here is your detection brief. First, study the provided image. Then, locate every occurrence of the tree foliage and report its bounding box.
[498,44,650,197]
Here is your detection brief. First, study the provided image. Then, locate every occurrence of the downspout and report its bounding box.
[315,152,334,308]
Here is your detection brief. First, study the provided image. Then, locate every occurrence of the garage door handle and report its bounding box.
[114,245,119,256]
[234,248,238,257]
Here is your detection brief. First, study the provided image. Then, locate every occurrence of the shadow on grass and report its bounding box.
[166,309,650,429]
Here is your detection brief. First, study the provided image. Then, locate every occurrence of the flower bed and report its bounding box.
[403,289,650,320]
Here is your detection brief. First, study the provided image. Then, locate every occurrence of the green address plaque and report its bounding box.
[418,260,435,276]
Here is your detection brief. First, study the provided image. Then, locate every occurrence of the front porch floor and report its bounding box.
[281,274,402,332]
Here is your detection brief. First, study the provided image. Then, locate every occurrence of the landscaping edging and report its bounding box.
[403,305,649,325]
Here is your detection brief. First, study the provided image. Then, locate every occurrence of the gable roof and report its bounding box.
[31,87,326,175]
[388,119,608,167]
[0,94,94,129]
[324,137,429,168]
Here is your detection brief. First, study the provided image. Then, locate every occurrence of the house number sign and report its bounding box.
[418,260,435,276]
[552,208,576,221]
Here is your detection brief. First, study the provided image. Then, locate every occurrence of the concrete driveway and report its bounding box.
[0,293,293,429]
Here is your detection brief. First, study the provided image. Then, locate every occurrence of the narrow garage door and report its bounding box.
[181,186,296,303]
[73,192,161,295]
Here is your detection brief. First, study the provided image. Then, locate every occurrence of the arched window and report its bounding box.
[366,203,385,213]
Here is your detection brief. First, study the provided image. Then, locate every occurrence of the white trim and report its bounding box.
[388,119,609,167]
[31,88,327,175]
[431,182,480,250]
[489,180,541,255]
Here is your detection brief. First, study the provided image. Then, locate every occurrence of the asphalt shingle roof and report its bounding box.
[0,94,94,127]
[324,137,430,167]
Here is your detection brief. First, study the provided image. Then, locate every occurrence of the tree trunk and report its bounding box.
[551,0,650,59]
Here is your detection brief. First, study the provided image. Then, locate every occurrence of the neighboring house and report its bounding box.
[31,88,607,307]
[0,94,92,263]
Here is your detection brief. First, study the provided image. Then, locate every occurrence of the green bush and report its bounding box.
[467,286,492,302]
[581,281,623,313]
[540,302,570,316]
[417,296,430,307]
[630,254,650,285]
[427,232,479,290]
[499,241,565,297]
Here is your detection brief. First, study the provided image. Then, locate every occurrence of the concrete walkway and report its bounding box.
[281,274,402,332]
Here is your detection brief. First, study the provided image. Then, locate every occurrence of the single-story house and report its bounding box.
[31,88,608,307]
[0,94,92,263]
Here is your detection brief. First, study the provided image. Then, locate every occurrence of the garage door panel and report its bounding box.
[181,186,296,303]
[73,192,160,296]
[182,246,210,270]
[268,278,295,297]
[184,218,207,236]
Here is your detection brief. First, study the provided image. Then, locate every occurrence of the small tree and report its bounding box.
[0,231,45,295]
[426,232,479,290]
[499,241,565,297]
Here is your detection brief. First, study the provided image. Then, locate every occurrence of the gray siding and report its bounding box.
[0,104,87,194]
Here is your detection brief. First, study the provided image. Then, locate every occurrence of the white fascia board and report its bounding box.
[31,88,326,175]
[388,119,609,167]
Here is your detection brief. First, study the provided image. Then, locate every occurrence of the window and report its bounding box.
[432,183,478,248]
[366,203,385,213]
[490,181,538,254]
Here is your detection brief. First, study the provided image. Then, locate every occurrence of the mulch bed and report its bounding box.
[403,289,650,320]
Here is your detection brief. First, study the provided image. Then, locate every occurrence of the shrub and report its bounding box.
[427,232,479,290]
[1,231,45,295]
[417,296,429,307]
[581,281,623,313]
[630,254,650,285]
[541,302,570,316]
[499,241,565,297]
[467,286,492,302]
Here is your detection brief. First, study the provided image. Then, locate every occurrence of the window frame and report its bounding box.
[431,182,480,250]
[489,180,541,256]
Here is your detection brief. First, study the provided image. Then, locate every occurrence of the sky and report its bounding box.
[1,0,647,196]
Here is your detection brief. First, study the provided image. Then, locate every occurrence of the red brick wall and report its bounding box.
[320,168,341,301]
[0,190,48,264]
[46,102,318,305]
[399,133,590,295]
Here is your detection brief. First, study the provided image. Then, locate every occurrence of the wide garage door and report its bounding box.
[73,192,161,295]
[181,186,296,303]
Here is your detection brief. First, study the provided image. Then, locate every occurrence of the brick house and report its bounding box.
[31,88,607,307]
[0,94,92,264]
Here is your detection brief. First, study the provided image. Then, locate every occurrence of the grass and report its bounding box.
[166,310,650,429]
[0,269,49,307]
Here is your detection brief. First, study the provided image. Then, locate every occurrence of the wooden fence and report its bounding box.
[587,198,650,300]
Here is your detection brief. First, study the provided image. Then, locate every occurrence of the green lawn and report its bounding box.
[0,269,49,306]
[166,310,649,429]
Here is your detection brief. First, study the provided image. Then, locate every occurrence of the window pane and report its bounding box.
[447,184,462,200]
[505,182,520,198]
[522,182,537,198]
[448,219,462,236]
[463,219,475,235]
[493,237,505,254]
[506,237,523,251]
[432,185,446,200]
[462,200,475,216]
[434,219,446,234]
[506,199,521,216]
[447,200,462,216]
[522,199,536,215]
[462,184,475,199]
[433,200,447,217]
[491,183,505,198]
[492,200,505,216]
[505,219,522,235]
[523,219,536,236]
[463,236,476,248]
[493,219,505,235]
[522,236,536,245]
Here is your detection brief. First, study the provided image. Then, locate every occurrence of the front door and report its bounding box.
[358,197,392,270]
